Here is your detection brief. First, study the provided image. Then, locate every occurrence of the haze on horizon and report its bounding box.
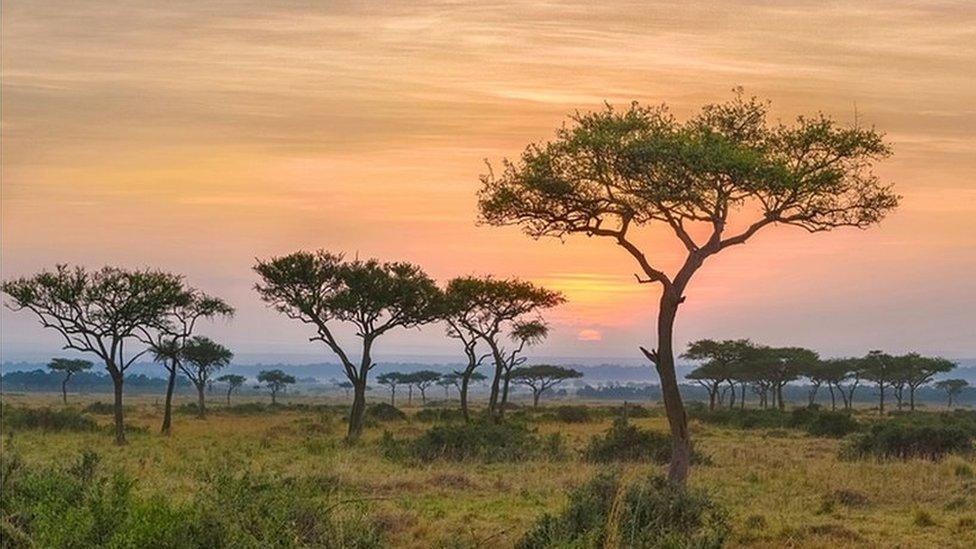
[2,0,974,364]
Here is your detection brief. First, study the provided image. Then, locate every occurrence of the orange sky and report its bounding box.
[2,1,974,363]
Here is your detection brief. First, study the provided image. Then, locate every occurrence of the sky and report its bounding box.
[2,0,974,365]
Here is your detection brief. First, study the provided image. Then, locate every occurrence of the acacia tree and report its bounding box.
[499,320,549,413]
[764,347,819,410]
[179,336,233,418]
[47,358,93,404]
[376,372,406,406]
[408,370,441,405]
[683,339,755,410]
[900,354,955,411]
[257,369,295,405]
[217,374,246,405]
[254,251,440,440]
[478,93,897,482]
[437,373,458,398]
[337,381,354,399]
[936,379,969,408]
[3,265,185,444]
[441,276,563,421]
[442,278,493,421]
[862,350,898,414]
[819,357,863,410]
[510,364,583,407]
[147,290,233,433]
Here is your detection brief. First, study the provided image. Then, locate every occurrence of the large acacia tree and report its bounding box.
[254,251,441,440]
[477,93,898,482]
[2,266,185,444]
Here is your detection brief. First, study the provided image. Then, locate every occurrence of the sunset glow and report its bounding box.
[2,0,974,362]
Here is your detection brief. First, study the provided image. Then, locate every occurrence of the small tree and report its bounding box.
[510,365,583,407]
[217,374,246,405]
[862,351,897,414]
[682,339,755,410]
[376,372,406,406]
[407,370,441,404]
[437,373,458,398]
[935,379,969,408]
[819,357,863,410]
[337,381,354,399]
[258,369,295,405]
[3,265,185,444]
[900,354,955,411]
[478,93,898,482]
[47,358,93,404]
[147,289,234,434]
[254,251,440,440]
[499,320,549,412]
[179,336,233,418]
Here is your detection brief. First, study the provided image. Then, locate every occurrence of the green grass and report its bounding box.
[2,392,975,548]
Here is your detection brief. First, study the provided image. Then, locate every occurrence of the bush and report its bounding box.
[1,406,98,432]
[841,423,972,461]
[689,406,859,438]
[381,421,563,463]
[367,403,407,422]
[0,448,383,548]
[517,471,728,548]
[83,401,117,415]
[584,418,672,464]
[553,405,592,423]
[414,408,465,423]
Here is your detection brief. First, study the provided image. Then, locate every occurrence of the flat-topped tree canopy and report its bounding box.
[476,90,898,483]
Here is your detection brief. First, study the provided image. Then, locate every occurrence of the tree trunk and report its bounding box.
[347,380,367,441]
[407,385,413,406]
[499,372,512,419]
[271,388,277,405]
[161,364,177,434]
[909,387,916,411]
[728,382,736,409]
[777,384,785,411]
[196,384,206,419]
[878,384,886,414]
[708,389,716,411]
[226,386,233,405]
[828,385,836,410]
[61,375,69,405]
[111,372,126,445]
[420,388,427,405]
[740,384,746,409]
[650,292,691,485]
[533,390,541,407]
[460,376,471,422]
[487,347,504,420]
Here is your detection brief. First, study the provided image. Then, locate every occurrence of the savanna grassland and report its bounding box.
[3,392,975,548]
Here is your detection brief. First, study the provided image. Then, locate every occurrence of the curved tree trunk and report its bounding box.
[161,365,177,434]
[61,375,70,405]
[649,292,691,485]
[347,380,367,440]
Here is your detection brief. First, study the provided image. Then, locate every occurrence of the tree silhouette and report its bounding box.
[683,339,756,410]
[147,289,233,433]
[510,364,582,406]
[499,320,549,413]
[405,370,441,404]
[440,276,563,420]
[179,336,233,418]
[935,379,969,408]
[254,251,440,440]
[3,265,185,444]
[478,92,898,481]
[47,358,93,404]
[376,372,406,406]
[217,374,246,405]
[257,369,295,405]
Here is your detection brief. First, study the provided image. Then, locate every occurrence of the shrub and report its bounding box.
[367,403,407,422]
[414,408,465,423]
[584,418,672,464]
[797,410,860,438]
[0,448,383,548]
[553,405,592,423]
[1,406,98,432]
[517,471,728,548]
[83,401,117,415]
[381,421,562,463]
[841,423,972,461]
[689,406,859,438]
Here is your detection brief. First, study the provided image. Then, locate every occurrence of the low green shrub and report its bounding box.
[1,406,98,432]
[689,406,859,438]
[517,471,728,548]
[381,421,563,463]
[841,423,972,461]
[367,403,407,422]
[82,401,117,415]
[0,447,382,548]
[553,405,592,423]
[792,409,860,438]
[414,408,465,423]
[584,418,672,464]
